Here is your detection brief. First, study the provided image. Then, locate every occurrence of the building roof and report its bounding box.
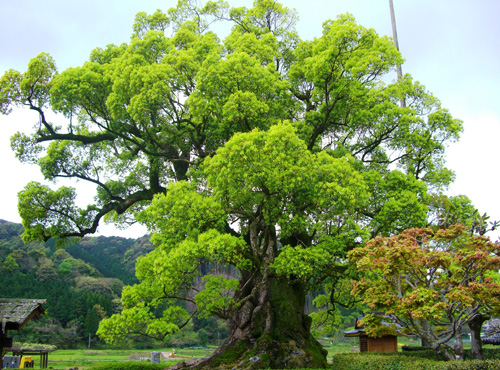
[344,314,400,337]
[0,299,46,332]
[344,328,366,337]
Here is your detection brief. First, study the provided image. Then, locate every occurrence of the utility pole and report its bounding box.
[388,0,403,80]
[388,0,406,107]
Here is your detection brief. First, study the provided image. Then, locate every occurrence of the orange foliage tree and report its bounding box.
[348,225,500,361]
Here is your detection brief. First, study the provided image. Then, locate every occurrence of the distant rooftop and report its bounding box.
[0,299,46,332]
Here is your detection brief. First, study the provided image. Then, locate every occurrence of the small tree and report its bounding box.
[2,255,19,273]
[349,225,500,361]
[84,306,101,337]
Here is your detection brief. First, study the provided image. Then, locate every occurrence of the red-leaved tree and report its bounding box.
[348,225,500,361]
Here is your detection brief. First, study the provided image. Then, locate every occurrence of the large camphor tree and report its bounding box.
[0,0,462,368]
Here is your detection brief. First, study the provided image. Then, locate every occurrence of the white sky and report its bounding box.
[0,0,499,239]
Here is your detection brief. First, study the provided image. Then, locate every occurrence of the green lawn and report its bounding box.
[44,339,417,369]
[43,347,215,369]
[45,343,361,369]
[20,338,494,369]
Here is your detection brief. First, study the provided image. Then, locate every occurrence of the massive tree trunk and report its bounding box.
[469,314,489,360]
[171,272,328,369]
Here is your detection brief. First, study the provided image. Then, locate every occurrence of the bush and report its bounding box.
[90,363,166,370]
[331,352,500,370]
[332,353,446,370]
[402,345,432,352]
[12,342,57,351]
[464,348,500,360]
[446,360,500,370]
[401,347,500,361]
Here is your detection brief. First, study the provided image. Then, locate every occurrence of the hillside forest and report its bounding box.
[0,219,148,348]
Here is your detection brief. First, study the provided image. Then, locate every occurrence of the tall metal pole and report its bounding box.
[388,0,403,80]
[388,0,406,108]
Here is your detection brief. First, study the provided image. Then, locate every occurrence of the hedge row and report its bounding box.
[331,353,500,370]
[399,348,500,361]
[90,363,167,370]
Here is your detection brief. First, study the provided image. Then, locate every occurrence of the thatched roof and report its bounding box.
[0,299,46,332]
[344,315,401,337]
[482,334,500,345]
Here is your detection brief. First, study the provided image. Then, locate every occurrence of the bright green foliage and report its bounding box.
[428,193,499,236]
[2,254,19,273]
[0,0,461,243]
[99,123,368,343]
[195,275,240,319]
[349,225,500,360]
[17,182,96,245]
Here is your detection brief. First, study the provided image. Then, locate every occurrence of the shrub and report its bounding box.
[464,348,500,361]
[331,352,500,370]
[402,345,432,352]
[401,347,500,361]
[90,363,166,370]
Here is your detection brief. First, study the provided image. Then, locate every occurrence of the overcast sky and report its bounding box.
[0,0,499,239]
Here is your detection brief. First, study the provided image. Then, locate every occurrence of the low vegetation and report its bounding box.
[332,351,500,370]
[46,347,215,369]
[39,345,500,369]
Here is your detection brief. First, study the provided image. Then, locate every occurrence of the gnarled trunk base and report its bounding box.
[469,314,489,360]
[170,274,327,369]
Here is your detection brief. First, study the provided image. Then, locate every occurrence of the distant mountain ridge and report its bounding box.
[0,219,153,283]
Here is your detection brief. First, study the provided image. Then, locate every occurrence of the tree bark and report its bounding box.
[469,314,489,360]
[453,333,464,360]
[172,272,328,369]
[420,321,431,347]
[433,343,459,361]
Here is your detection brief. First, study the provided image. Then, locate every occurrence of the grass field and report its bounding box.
[8,337,458,369]
[40,347,216,369]
[41,342,362,368]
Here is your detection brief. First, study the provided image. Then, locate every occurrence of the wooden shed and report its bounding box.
[344,316,398,353]
[0,299,46,368]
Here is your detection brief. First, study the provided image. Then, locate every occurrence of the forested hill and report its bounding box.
[0,219,153,284]
[0,219,154,347]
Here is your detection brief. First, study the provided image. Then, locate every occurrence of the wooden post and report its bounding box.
[0,334,3,370]
[41,352,48,369]
[1,319,5,369]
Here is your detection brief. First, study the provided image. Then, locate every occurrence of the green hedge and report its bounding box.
[401,347,500,360]
[331,353,500,370]
[466,348,500,360]
[90,363,167,370]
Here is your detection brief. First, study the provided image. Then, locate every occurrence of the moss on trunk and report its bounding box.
[170,273,327,369]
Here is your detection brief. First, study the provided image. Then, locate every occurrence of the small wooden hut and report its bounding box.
[0,299,46,368]
[344,316,398,353]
